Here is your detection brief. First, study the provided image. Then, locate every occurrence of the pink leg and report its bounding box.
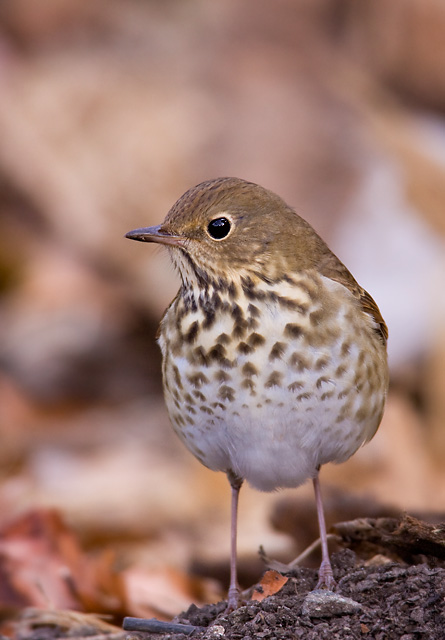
[313,473,335,590]
[227,473,243,611]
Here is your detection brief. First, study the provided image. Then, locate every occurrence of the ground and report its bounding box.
[169,551,445,640]
[17,546,445,640]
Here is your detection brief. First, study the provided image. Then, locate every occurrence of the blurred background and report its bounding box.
[0,0,445,621]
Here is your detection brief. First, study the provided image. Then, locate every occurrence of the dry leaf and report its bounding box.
[250,570,288,602]
[0,508,127,616]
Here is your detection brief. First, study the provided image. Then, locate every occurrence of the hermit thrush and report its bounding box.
[126,177,388,609]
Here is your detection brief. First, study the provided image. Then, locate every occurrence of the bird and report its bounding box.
[125,177,389,610]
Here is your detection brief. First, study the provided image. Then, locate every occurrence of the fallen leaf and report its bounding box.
[0,508,127,616]
[251,570,288,602]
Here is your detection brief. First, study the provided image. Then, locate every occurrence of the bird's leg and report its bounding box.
[312,471,335,590]
[226,471,243,611]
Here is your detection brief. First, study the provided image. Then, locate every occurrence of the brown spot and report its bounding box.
[185,404,197,415]
[288,381,304,392]
[170,340,183,357]
[231,303,243,320]
[337,389,349,400]
[256,403,263,408]
[296,392,312,401]
[335,364,347,377]
[285,323,303,339]
[208,344,227,362]
[227,282,237,299]
[193,347,209,367]
[248,303,260,317]
[241,276,263,300]
[355,405,369,422]
[210,291,222,309]
[186,372,209,388]
[233,318,249,339]
[266,371,283,388]
[275,295,309,314]
[237,341,253,355]
[172,388,180,401]
[316,376,331,390]
[173,414,185,427]
[220,357,235,369]
[341,342,351,357]
[202,308,216,329]
[200,405,214,415]
[321,391,334,401]
[211,401,226,410]
[218,385,235,401]
[242,379,255,392]
[315,356,329,370]
[217,333,231,345]
[309,308,326,326]
[247,317,259,330]
[184,393,193,403]
[269,341,286,361]
[357,350,366,366]
[172,365,183,390]
[336,401,353,422]
[248,332,266,347]
[242,362,258,377]
[305,326,340,348]
[185,321,199,343]
[215,370,231,382]
[297,278,320,302]
[192,390,206,401]
[289,353,309,372]
[367,364,380,394]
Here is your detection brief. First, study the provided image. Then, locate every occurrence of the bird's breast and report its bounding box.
[158,272,388,491]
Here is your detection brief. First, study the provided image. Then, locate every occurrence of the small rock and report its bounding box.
[302,589,363,618]
[203,624,225,638]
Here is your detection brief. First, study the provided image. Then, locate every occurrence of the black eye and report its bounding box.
[207,217,231,240]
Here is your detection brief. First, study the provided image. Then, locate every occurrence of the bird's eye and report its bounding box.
[207,217,231,240]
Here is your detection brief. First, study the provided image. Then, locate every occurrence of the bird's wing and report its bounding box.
[319,255,388,346]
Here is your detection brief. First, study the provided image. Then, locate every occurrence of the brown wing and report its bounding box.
[358,287,388,345]
[318,253,388,346]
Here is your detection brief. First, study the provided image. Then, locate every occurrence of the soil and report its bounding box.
[168,550,445,640]
[16,517,445,640]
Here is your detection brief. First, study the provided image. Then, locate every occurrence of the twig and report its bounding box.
[123,617,206,636]
[260,534,340,571]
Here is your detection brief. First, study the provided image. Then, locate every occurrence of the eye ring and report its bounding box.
[207,217,232,240]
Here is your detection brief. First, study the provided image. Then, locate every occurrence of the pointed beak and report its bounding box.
[125,225,186,247]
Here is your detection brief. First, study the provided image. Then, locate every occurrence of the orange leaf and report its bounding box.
[251,570,288,602]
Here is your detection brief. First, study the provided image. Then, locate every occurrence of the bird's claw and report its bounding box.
[315,559,336,591]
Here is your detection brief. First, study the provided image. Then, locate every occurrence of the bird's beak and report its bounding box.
[125,225,186,247]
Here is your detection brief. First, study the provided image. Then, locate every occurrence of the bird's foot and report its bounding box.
[225,585,240,612]
[315,558,336,591]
